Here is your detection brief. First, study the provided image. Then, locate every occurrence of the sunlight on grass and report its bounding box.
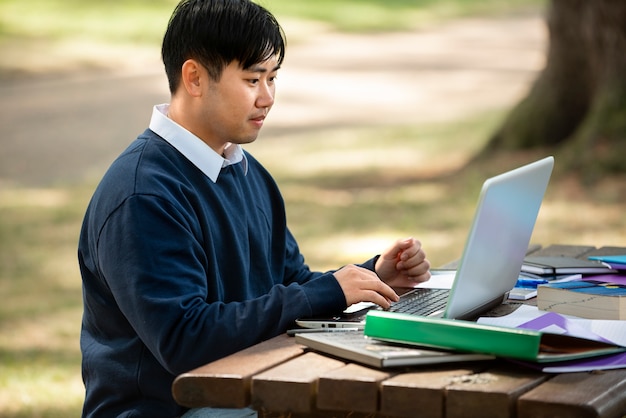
[0,0,546,76]
[0,0,544,44]
[251,116,492,180]
[0,0,175,75]
[0,363,83,418]
[263,0,545,32]
[0,0,177,43]
[249,113,626,270]
[0,184,88,417]
[0,313,84,418]
[0,188,69,208]
[532,177,626,250]
[249,112,504,268]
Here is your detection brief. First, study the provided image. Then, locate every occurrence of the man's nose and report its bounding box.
[257,83,275,108]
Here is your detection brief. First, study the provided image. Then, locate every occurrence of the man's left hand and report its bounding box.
[375,237,431,287]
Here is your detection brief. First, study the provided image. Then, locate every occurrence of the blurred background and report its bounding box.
[1,0,624,416]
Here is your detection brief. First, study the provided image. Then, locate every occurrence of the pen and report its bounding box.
[286,327,361,336]
[515,278,549,288]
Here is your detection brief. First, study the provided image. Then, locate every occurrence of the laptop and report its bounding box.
[296,156,554,329]
[294,329,494,368]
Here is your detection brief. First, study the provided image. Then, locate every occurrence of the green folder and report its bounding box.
[364,311,625,363]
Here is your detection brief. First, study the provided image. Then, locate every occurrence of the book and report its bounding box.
[509,273,583,300]
[477,304,626,347]
[588,254,626,264]
[477,305,626,373]
[478,305,626,373]
[363,310,626,363]
[294,330,494,368]
[537,275,626,320]
[513,351,626,373]
[521,256,616,275]
[588,254,626,271]
[508,287,537,300]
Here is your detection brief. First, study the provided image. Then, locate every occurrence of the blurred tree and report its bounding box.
[484,0,626,180]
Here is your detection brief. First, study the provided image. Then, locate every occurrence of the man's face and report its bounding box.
[199,56,280,150]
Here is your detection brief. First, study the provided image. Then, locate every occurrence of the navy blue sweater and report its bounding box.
[78,130,376,417]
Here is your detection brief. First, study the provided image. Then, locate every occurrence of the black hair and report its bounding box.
[162,0,286,94]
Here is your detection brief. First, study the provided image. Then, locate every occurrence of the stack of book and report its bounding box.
[509,255,616,301]
[520,255,617,276]
[363,310,626,371]
[535,254,626,320]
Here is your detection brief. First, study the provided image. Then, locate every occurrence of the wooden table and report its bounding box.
[172,245,626,418]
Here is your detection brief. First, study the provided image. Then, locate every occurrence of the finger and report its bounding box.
[383,237,415,261]
[397,249,427,271]
[362,287,398,309]
[405,262,432,282]
[335,265,399,307]
[397,237,421,257]
[364,280,399,304]
[408,257,431,273]
[407,270,432,283]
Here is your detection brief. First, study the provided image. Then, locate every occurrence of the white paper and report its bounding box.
[415,270,455,289]
[478,305,626,346]
[343,301,377,314]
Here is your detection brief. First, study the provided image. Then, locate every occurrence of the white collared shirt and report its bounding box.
[149,104,248,183]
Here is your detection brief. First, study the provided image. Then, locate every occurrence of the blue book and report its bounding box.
[588,254,626,264]
[537,276,626,320]
[588,254,626,270]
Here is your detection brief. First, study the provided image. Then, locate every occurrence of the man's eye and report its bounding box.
[249,79,259,85]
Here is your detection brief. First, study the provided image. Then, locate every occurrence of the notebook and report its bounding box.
[294,330,494,368]
[296,156,554,329]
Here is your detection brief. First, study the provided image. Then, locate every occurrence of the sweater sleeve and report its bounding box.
[96,194,346,375]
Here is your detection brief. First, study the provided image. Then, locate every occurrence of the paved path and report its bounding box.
[0,15,545,187]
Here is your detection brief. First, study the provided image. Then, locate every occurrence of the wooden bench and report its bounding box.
[172,245,626,418]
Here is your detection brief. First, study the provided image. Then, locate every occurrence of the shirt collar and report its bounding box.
[149,104,248,183]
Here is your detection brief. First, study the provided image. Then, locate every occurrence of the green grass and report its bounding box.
[248,113,498,268]
[0,187,89,417]
[0,0,544,45]
[0,0,545,76]
[0,0,177,44]
[263,0,544,32]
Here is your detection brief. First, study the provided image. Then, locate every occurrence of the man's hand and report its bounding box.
[334,265,399,309]
[375,237,431,287]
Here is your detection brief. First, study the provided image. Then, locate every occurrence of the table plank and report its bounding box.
[172,334,303,408]
[446,366,547,418]
[251,352,345,414]
[380,367,482,418]
[518,369,626,418]
[316,363,393,413]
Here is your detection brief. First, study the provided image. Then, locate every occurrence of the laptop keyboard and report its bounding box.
[388,288,449,316]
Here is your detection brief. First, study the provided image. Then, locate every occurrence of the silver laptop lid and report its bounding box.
[443,156,554,319]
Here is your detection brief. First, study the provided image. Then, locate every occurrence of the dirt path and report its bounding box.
[0,14,546,187]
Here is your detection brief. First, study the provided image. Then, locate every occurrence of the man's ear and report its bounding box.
[180,59,204,97]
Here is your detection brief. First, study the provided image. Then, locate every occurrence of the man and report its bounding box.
[78,0,431,417]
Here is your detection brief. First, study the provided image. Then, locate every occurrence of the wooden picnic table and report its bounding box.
[172,244,626,418]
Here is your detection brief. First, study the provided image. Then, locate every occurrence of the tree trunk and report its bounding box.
[484,0,626,180]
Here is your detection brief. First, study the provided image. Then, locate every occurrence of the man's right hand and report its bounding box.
[333,264,399,309]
